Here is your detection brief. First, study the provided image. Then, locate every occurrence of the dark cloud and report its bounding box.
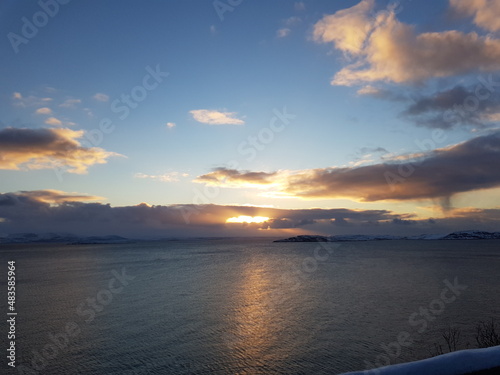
[401,84,500,129]
[0,190,414,237]
[284,131,500,202]
[0,127,119,173]
[359,147,389,154]
[195,132,500,205]
[0,190,499,237]
[15,190,104,204]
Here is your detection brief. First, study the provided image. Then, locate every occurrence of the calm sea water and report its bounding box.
[1,239,500,374]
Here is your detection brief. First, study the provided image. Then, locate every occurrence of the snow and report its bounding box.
[340,346,500,375]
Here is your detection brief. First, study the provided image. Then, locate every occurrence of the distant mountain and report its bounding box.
[274,231,500,242]
[0,233,132,244]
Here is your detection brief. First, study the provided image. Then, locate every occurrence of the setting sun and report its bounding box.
[226,216,270,224]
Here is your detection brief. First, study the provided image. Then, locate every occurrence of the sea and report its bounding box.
[1,238,499,375]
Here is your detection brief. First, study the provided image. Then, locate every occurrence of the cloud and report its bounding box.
[356,85,406,100]
[190,109,244,125]
[402,84,500,129]
[12,92,52,107]
[195,132,500,204]
[0,127,120,174]
[359,146,389,154]
[166,122,176,129]
[59,99,82,109]
[313,0,500,85]
[35,107,52,115]
[313,0,374,55]
[7,190,104,204]
[44,117,63,126]
[0,192,417,237]
[134,172,188,182]
[450,0,500,32]
[276,16,301,38]
[194,168,278,188]
[277,28,291,38]
[93,93,109,102]
[294,2,305,11]
[285,16,301,26]
[2,190,498,237]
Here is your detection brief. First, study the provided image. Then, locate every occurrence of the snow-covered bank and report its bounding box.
[340,346,500,375]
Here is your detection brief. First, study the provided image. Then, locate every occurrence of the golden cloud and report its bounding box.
[450,0,500,32]
[190,109,244,125]
[314,0,500,85]
[0,127,120,174]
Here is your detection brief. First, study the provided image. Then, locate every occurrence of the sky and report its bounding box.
[1,0,500,238]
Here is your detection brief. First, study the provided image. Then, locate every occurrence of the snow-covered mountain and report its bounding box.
[274,231,500,242]
[441,230,500,240]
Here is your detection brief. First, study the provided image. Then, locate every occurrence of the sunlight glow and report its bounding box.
[226,215,270,224]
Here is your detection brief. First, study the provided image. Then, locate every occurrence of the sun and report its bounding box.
[226,216,270,224]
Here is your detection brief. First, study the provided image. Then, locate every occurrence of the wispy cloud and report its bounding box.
[12,92,52,107]
[294,2,305,11]
[313,0,500,85]
[0,127,120,174]
[277,16,301,38]
[44,117,63,126]
[166,122,176,129]
[134,172,188,182]
[93,93,109,102]
[59,98,82,109]
[277,28,291,38]
[190,109,244,125]
[35,107,52,115]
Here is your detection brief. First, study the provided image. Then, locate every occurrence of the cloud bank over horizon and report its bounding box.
[0,190,498,238]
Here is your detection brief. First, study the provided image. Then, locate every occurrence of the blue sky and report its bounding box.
[1,0,500,237]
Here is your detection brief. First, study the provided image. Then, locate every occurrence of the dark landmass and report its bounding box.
[274,230,500,242]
